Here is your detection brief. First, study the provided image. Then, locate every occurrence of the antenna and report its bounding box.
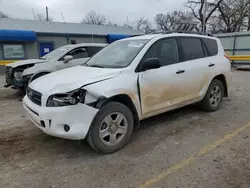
[126,16,129,26]
[61,12,66,23]
[46,6,49,21]
[32,9,36,20]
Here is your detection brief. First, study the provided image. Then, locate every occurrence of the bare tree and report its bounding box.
[0,11,8,18]
[106,17,118,27]
[155,10,194,32]
[206,14,224,33]
[81,11,107,25]
[186,0,223,32]
[217,0,250,32]
[35,13,53,21]
[135,18,154,33]
[123,22,134,29]
[107,20,118,26]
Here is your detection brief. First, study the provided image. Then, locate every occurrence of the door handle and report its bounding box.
[176,70,185,74]
[209,63,215,67]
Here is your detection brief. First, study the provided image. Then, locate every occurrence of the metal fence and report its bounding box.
[216,32,250,65]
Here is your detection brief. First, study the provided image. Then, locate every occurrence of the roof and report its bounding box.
[123,34,160,40]
[215,31,250,38]
[125,32,215,41]
[0,18,143,36]
[161,33,215,39]
[76,43,107,46]
[64,43,108,48]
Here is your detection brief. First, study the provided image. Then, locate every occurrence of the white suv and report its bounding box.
[23,32,231,153]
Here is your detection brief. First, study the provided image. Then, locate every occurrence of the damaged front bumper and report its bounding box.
[5,66,30,89]
[23,95,99,140]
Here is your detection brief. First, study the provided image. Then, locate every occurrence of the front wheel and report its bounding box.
[87,101,134,154]
[201,79,224,112]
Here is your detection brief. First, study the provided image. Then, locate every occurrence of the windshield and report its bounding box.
[41,46,73,60]
[85,39,148,68]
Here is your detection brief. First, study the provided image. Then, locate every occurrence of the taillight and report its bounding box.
[224,54,231,61]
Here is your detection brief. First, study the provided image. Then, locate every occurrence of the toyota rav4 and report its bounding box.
[23,32,231,153]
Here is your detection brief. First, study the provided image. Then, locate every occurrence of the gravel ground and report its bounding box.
[0,70,250,188]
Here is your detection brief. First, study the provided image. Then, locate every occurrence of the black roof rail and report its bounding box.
[163,30,214,37]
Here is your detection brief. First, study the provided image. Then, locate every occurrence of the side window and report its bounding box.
[87,46,104,57]
[202,42,210,57]
[202,38,218,56]
[178,37,205,61]
[142,38,179,67]
[68,47,88,59]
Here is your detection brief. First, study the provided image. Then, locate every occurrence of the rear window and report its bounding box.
[202,38,218,56]
[178,37,205,61]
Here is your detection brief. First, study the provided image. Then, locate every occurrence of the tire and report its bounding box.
[23,82,28,94]
[87,101,134,154]
[201,79,224,112]
[29,72,49,84]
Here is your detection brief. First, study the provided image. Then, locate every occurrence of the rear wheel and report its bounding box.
[201,79,224,112]
[87,101,134,154]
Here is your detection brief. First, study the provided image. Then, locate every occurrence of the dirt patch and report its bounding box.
[1,71,250,188]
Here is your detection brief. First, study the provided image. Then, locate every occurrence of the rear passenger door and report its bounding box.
[177,37,211,102]
[202,38,220,79]
[139,38,186,115]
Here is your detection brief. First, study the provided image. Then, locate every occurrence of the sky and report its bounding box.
[0,0,186,25]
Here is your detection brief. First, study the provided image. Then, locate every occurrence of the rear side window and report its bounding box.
[87,46,104,57]
[202,38,218,56]
[68,47,88,59]
[178,37,205,61]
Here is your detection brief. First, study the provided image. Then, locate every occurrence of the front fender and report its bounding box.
[83,74,141,118]
[22,61,55,77]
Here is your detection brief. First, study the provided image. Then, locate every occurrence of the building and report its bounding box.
[215,31,250,65]
[0,18,142,67]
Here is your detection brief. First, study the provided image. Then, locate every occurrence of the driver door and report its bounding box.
[139,38,186,116]
[56,47,89,71]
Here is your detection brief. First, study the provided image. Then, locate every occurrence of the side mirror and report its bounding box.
[142,58,161,71]
[63,55,73,63]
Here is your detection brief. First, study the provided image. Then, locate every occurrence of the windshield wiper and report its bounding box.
[40,58,46,60]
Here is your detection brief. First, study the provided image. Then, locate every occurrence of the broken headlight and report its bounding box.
[14,71,23,81]
[46,89,86,107]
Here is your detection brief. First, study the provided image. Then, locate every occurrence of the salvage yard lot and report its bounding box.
[0,70,250,188]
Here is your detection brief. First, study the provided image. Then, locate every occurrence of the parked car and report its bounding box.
[23,32,231,153]
[4,43,107,91]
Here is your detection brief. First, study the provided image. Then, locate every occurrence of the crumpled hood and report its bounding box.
[7,59,48,68]
[29,66,122,95]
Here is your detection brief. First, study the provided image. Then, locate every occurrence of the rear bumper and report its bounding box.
[23,95,99,140]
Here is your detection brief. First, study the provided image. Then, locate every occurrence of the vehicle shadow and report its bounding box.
[121,105,206,155]
[0,104,205,162]
[0,88,24,101]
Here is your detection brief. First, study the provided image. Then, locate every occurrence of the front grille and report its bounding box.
[27,87,42,106]
[5,66,13,85]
